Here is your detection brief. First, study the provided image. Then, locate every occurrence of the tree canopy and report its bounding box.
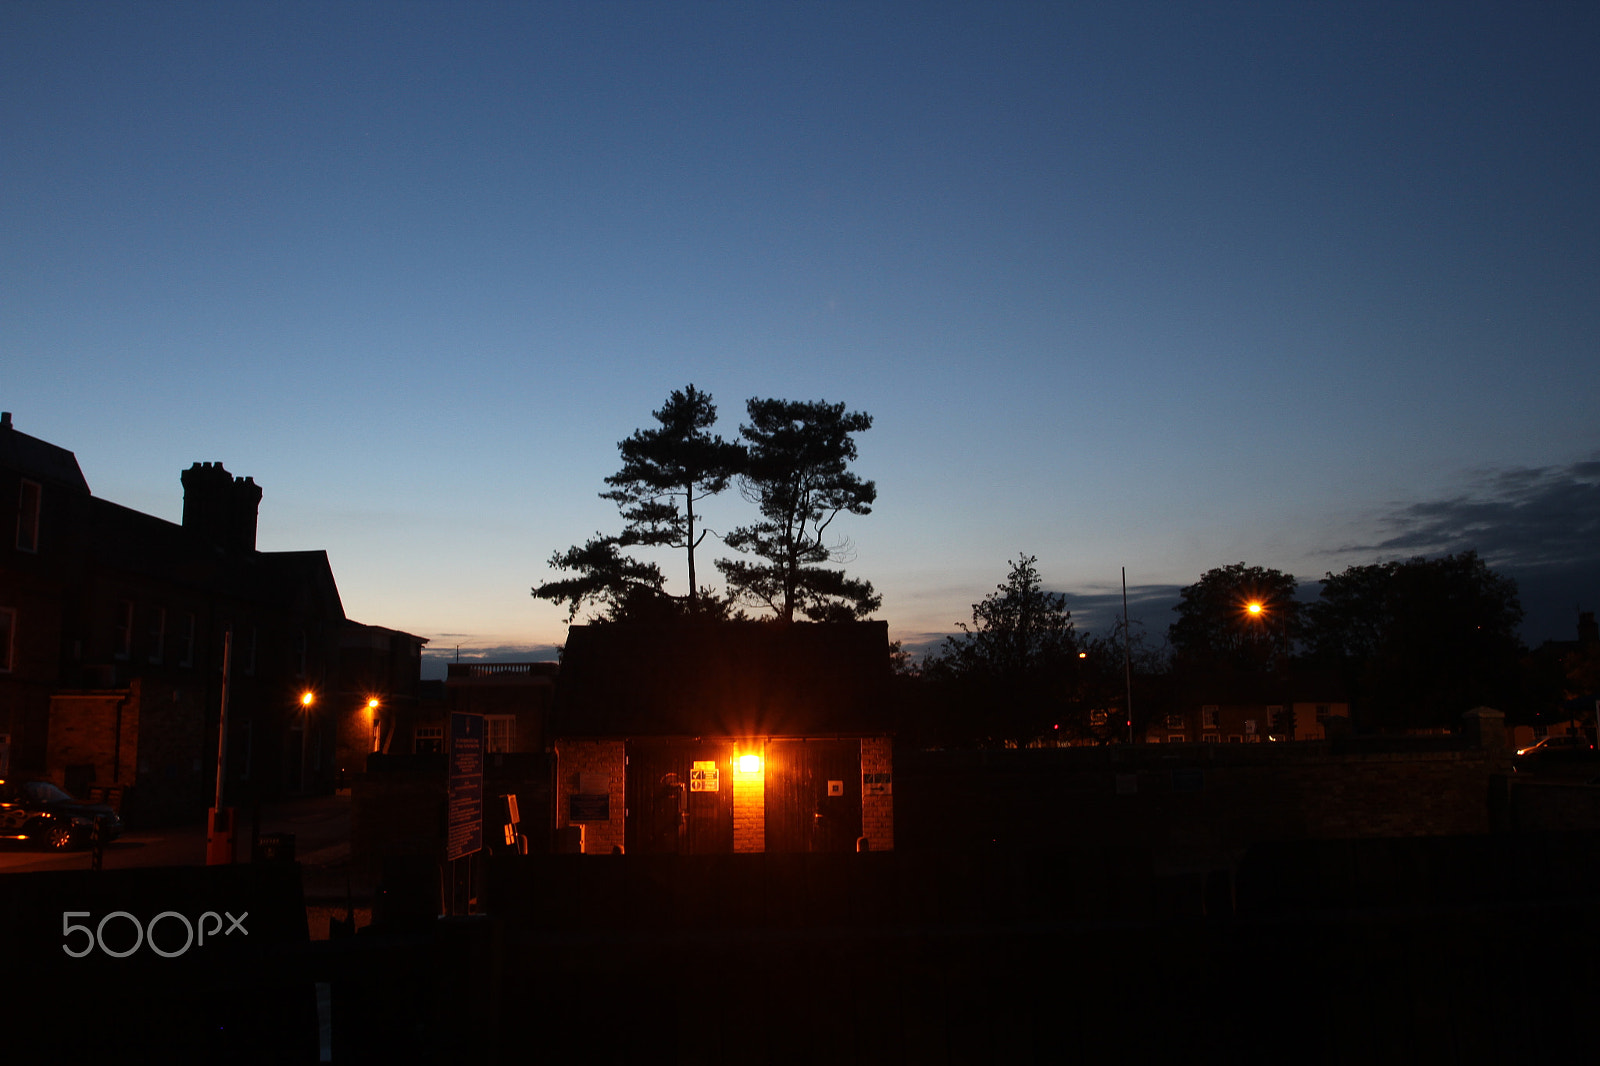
[1168,562,1300,671]
[600,384,745,607]
[1306,551,1526,729]
[530,534,671,623]
[923,554,1086,745]
[717,398,880,623]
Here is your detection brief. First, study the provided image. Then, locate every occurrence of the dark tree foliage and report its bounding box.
[1306,551,1526,730]
[530,535,670,622]
[717,398,880,622]
[1168,562,1300,671]
[923,554,1086,745]
[601,385,746,606]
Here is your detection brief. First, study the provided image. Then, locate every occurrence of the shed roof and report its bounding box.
[553,620,891,738]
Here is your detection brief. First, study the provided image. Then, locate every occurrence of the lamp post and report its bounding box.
[1245,600,1292,737]
[367,697,381,755]
[299,690,315,793]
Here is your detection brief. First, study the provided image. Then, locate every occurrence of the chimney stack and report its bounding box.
[181,462,262,553]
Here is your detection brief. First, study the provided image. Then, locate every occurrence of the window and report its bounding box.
[414,726,444,755]
[1164,714,1184,731]
[0,607,15,672]
[1202,733,1221,744]
[16,479,40,552]
[485,716,516,754]
[1090,709,1108,728]
[147,606,166,664]
[1167,735,1186,744]
[1202,705,1219,730]
[113,600,133,660]
[1227,735,1243,744]
[1269,705,1292,735]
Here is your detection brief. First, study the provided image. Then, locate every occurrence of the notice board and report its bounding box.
[446,712,484,861]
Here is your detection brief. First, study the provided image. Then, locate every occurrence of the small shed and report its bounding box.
[550,621,894,854]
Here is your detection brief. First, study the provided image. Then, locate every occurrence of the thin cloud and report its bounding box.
[1356,454,1600,571]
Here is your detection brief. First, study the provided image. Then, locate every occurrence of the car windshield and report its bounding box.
[22,782,75,804]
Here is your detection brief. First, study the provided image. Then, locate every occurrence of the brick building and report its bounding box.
[1152,668,1351,744]
[551,621,895,855]
[0,412,423,823]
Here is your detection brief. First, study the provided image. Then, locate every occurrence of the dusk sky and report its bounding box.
[5,2,1597,672]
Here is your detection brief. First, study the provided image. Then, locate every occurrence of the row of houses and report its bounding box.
[0,412,425,824]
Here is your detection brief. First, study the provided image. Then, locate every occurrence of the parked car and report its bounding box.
[0,779,124,849]
[1513,734,1598,771]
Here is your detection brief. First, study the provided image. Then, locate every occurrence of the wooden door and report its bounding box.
[624,739,734,854]
[763,738,863,853]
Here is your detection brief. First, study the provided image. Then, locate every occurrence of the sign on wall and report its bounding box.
[689,760,720,792]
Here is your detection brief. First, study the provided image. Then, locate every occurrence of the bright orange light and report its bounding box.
[1246,602,1264,615]
[367,697,380,713]
[738,754,762,774]
[300,691,316,708]
[1078,651,1088,659]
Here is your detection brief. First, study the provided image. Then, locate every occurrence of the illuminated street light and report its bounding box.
[300,690,316,709]
[737,754,762,774]
[1246,601,1264,616]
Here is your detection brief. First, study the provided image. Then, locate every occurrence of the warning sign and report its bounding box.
[689,760,720,792]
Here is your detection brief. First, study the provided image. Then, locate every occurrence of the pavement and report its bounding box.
[0,791,371,904]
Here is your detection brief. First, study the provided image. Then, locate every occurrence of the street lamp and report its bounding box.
[367,697,381,754]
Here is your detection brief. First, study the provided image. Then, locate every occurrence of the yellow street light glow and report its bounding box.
[300,691,316,708]
[738,754,762,774]
[367,697,380,714]
[1246,602,1264,615]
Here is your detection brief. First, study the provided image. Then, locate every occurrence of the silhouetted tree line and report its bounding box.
[901,551,1584,748]
[533,386,879,624]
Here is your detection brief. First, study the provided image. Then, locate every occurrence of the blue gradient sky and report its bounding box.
[5,2,1597,668]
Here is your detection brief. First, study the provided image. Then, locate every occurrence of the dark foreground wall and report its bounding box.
[5,839,1597,1063]
[477,842,1600,1065]
[0,863,316,1061]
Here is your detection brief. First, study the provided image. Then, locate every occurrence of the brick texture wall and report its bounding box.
[860,735,894,851]
[732,742,766,852]
[554,738,625,854]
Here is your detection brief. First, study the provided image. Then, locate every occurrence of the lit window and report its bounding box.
[414,726,444,755]
[485,716,516,754]
[1202,705,1219,730]
[16,480,40,553]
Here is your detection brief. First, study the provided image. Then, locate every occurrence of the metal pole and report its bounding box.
[1123,567,1134,745]
[213,627,232,810]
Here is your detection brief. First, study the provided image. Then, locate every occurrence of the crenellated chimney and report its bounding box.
[181,462,262,552]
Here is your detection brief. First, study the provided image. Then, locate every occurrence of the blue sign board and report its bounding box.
[446,713,484,861]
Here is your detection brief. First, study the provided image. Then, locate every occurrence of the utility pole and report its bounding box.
[1123,568,1134,745]
[206,626,236,864]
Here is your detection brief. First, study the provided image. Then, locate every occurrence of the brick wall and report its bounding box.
[896,736,1512,854]
[732,742,766,852]
[553,738,625,854]
[860,735,893,851]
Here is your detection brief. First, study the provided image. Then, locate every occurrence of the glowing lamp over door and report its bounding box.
[738,753,763,774]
